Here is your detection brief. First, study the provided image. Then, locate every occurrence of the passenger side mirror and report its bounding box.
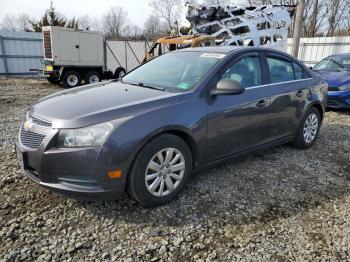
[210,79,245,96]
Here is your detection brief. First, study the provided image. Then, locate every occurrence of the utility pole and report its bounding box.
[292,0,305,58]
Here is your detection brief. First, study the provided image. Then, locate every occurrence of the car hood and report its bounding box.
[30,81,184,128]
[313,70,350,87]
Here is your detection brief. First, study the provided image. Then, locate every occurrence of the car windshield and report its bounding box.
[314,56,350,71]
[122,51,225,92]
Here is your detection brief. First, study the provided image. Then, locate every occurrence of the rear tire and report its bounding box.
[85,71,101,85]
[114,67,126,79]
[128,134,192,207]
[62,71,81,88]
[292,107,321,149]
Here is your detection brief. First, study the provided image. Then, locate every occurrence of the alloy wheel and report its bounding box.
[145,148,185,197]
[303,112,319,143]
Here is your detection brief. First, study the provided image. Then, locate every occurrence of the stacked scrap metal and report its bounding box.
[186,3,292,48]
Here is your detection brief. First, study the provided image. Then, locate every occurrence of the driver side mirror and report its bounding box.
[210,79,245,96]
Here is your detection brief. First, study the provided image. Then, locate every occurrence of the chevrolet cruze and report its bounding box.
[16,47,327,206]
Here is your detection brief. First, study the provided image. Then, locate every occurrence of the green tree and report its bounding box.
[30,1,78,32]
[66,17,79,30]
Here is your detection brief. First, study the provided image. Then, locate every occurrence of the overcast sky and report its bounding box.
[0,0,152,26]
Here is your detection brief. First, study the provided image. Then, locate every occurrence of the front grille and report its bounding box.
[31,116,52,127]
[328,86,339,92]
[20,129,46,149]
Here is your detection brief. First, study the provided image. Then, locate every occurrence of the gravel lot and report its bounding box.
[1,78,350,261]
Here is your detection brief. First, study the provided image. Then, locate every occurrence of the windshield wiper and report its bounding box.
[127,82,165,91]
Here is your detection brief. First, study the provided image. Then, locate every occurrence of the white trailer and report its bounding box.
[42,26,126,87]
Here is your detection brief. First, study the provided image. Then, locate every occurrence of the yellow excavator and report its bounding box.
[141,34,216,64]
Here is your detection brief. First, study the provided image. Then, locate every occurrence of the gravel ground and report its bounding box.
[1,78,350,261]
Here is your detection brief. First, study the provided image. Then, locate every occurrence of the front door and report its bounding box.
[205,52,274,162]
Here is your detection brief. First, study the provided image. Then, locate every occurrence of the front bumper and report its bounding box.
[327,90,350,109]
[42,70,59,78]
[16,123,126,201]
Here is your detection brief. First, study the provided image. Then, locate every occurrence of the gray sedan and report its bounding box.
[16,47,327,206]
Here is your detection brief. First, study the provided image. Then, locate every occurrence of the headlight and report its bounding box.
[338,84,350,91]
[57,122,113,148]
[45,65,53,71]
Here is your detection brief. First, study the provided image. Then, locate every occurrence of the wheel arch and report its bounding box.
[124,127,199,192]
[306,101,324,121]
[138,127,198,168]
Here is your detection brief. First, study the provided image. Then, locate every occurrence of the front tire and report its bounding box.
[62,71,81,88]
[128,134,192,207]
[114,67,126,79]
[292,107,321,149]
[46,77,60,85]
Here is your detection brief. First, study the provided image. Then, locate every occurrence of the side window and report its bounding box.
[327,60,342,70]
[220,56,262,88]
[293,62,303,80]
[267,57,295,83]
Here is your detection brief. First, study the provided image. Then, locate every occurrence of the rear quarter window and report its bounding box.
[267,57,294,83]
[267,55,310,83]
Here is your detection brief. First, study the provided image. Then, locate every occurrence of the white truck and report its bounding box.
[42,26,126,88]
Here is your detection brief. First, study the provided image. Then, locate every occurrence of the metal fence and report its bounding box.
[286,36,350,66]
[1,30,350,76]
[0,31,43,76]
[105,40,153,73]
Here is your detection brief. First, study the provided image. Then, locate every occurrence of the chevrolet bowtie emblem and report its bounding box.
[23,119,33,130]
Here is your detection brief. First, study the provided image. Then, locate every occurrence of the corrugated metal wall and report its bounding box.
[106,37,350,71]
[0,31,43,76]
[1,31,350,76]
[286,37,350,66]
[105,40,152,73]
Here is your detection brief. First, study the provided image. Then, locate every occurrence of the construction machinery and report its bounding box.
[141,34,216,64]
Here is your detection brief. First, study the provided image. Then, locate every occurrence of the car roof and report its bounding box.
[327,53,350,59]
[176,46,242,54]
[176,46,293,56]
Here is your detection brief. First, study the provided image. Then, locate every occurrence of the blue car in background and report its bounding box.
[313,54,350,109]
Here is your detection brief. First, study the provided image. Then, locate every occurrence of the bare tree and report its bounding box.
[78,15,102,31]
[149,0,182,31]
[326,0,349,36]
[144,15,166,38]
[125,23,144,39]
[0,13,32,31]
[302,0,328,37]
[102,6,129,38]
[345,8,350,35]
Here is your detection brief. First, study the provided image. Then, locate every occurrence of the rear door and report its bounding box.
[205,52,275,162]
[262,52,312,139]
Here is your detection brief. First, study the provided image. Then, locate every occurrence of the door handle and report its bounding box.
[296,89,303,97]
[256,99,268,108]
